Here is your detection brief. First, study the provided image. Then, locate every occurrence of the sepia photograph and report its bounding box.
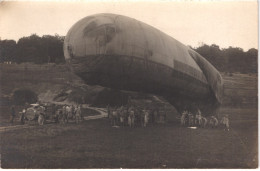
[0,0,258,168]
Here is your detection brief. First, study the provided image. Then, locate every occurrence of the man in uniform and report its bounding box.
[71,105,76,121]
[201,116,207,128]
[128,107,135,127]
[38,113,44,125]
[210,116,218,128]
[66,105,72,121]
[181,110,188,126]
[195,109,202,127]
[188,112,194,126]
[107,105,111,119]
[10,106,16,124]
[119,106,125,126]
[144,110,149,127]
[62,105,67,124]
[112,108,118,126]
[20,108,26,125]
[221,115,230,131]
[75,105,82,124]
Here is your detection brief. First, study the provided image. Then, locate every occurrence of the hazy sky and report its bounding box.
[0,1,258,51]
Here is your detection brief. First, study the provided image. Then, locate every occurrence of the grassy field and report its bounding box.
[0,64,258,168]
[0,107,257,168]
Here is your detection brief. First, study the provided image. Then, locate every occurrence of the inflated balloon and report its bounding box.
[64,13,223,114]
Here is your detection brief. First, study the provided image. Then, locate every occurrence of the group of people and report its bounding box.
[56,104,83,124]
[11,102,230,131]
[107,105,166,128]
[11,103,84,126]
[180,109,230,131]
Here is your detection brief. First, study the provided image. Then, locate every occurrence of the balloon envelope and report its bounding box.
[64,13,223,113]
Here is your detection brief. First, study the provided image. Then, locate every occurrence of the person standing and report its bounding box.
[107,105,111,119]
[221,115,230,131]
[71,105,76,121]
[66,105,72,120]
[195,110,202,127]
[20,108,26,125]
[210,116,219,128]
[181,110,187,126]
[188,112,194,126]
[38,113,44,125]
[119,107,125,127]
[62,105,67,124]
[112,109,118,126]
[65,105,70,123]
[75,106,82,124]
[144,110,149,127]
[128,107,135,127]
[10,106,16,124]
[201,116,207,128]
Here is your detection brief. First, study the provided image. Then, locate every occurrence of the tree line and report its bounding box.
[0,34,65,64]
[0,34,258,73]
[190,44,257,73]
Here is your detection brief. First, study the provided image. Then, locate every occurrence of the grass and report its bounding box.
[0,107,257,168]
[0,64,257,168]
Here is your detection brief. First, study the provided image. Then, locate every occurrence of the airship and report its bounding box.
[64,13,223,114]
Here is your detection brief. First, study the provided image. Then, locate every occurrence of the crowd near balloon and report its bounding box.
[9,100,230,131]
[180,109,230,131]
[107,105,166,128]
[106,104,230,131]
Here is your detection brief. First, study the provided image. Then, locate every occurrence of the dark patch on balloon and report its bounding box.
[83,21,97,37]
[105,25,116,44]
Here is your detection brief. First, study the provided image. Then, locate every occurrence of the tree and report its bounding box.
[0,39,17,63]
[193,43,258,73]
[15,34,65,64]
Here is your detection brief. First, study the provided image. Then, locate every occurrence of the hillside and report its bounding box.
[0,63,257,108]
[222,73,257,107]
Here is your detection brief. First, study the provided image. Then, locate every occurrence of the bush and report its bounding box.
[12,88,38,105]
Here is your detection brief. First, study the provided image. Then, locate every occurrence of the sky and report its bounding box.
[0,0,258,51]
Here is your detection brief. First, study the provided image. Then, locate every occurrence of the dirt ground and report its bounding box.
[0,107,257,168]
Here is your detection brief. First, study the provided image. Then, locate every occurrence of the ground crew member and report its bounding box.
[112,109,118,126]
[144,110,149,127]
[210,116,218,128]
[10,106,16,124]
[107,105,111,119]
[75,106,82,124]
[65,105,70,123]
[124,109,128,126]
[188,112,194,126]
[221,115,230,131]
[195,110,202,127]
[66,105,72,120]
[20,108,26,125]
[38,113,44,125]
[58,109,63,124]
[71,105,76,120]
[135,108,142,126]
[181,110,188,126]
[128,108,135,127]
[62,105,67,124]
[119,107,125,126]
[201,116,207,128]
